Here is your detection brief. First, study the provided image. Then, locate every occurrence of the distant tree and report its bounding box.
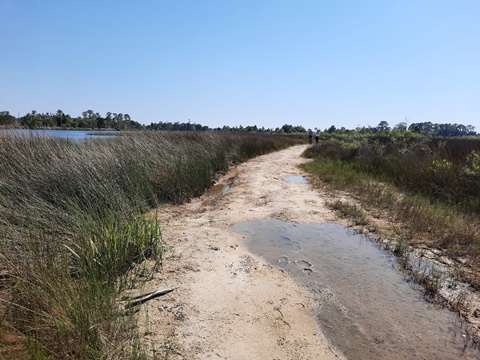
[0,111,17,126]
[281,124,293,133]
[96,115,106,129]
[466,125,476,135]
[393,122,407,132]
[408,122,476,136]
[55,109,64,127]
[22,110,37,129]
[82,110,97,129]
[326,125,336,133]
[63,113,74,128]
[375,121,390,133]
[245,125,258,132]
[113,113,125,130]
[278,124,305,133]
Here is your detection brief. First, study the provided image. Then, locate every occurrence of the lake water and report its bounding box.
[232,220,480,360]
[1,129,117,139]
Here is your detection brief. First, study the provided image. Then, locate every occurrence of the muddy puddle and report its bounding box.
[282,175,307,183]
[231,220,479,360]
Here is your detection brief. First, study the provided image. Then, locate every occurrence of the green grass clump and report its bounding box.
[327,200,368,226]
[0,131,298,359]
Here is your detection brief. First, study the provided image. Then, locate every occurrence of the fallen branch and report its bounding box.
[122,287,177,308]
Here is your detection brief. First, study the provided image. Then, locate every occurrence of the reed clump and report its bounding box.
[302,133,480,286]
[0,131,298,359]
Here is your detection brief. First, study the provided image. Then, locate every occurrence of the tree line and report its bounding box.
[0,110,143,130]
[1,110,476,137]
[407,122,476,137]
[1,110,307,134]
[327,120,476,137]
[145,122,306,133]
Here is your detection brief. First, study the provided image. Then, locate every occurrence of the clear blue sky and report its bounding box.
[1,0,479,131]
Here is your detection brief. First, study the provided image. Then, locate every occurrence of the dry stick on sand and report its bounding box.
[121,287,177,308]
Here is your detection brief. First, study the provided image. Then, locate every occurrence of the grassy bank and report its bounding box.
[0,131,300,359]
[301,133,480,288]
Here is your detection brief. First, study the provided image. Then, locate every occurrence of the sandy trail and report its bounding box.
[139,145,343,359]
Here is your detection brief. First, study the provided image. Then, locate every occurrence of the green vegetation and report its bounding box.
[0,110,143,131]
[146,122,306,134]
[302,133,480,286]
[1,110,308,134]
[0,131,300,359]
[3,109,476,138]
[407,121,476,137]
[323,120,477,137]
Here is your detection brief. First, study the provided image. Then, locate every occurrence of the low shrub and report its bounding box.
[301,133,480,286]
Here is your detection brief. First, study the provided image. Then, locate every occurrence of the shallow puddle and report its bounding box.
[282,175,307,183]
[202,184,230,205]
[232,220,479,360]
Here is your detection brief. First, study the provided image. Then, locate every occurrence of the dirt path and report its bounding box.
[139,145,344,359]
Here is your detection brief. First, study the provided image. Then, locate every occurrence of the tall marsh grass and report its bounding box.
[304,134,480,213]
[0,131,299,359]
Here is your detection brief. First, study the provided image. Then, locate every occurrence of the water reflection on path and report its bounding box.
[282,175,307,183]
[232,220,479,360]
[202,184,230,206]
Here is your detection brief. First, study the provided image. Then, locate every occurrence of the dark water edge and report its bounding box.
[232,220,480,360]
